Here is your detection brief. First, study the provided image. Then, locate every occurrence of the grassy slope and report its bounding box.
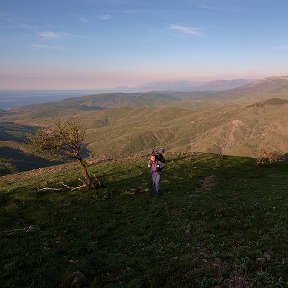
[6,92,185,121]
[2,100,288,163]
[215,77,288,104]
[1,154,288,287]
[0,122,59,175]
[5,101,288,159]
[82,103,288,158]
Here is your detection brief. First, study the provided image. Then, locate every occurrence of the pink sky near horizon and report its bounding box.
[0,69,278,90]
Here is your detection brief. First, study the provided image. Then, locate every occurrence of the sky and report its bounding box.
[1,0,288,89]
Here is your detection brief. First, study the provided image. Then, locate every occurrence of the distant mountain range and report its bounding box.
[6,76,288,118]
[133,80,205,91]
[133,79,257,92]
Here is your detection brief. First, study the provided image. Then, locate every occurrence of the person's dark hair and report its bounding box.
[151,148,166,163]
[151,150,157,156]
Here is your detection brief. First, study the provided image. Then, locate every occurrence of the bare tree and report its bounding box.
[255,147,280,165]
[212,140,225,158]
[30,119,101,190]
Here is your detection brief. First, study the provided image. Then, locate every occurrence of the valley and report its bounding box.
[1,76,288,175]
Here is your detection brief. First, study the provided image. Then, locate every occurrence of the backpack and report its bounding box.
[157,153,166,164]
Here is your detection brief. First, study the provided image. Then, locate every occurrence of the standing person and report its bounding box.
[148,151,166,196]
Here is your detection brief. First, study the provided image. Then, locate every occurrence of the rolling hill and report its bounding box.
[4,91,225,124]
[4,92,186,122]
[81,101,288,158]
[214,76,288,103]
[10,91,182,111]
[248,97,288,107]
[6,76,288,121]
[1,76,288,175]
[6,99,287,160]
[0,109,9,116]
[0,122,59,175]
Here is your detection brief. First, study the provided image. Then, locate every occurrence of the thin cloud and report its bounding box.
[19,23,38,31]
[169,25,202,36]
[71,13,110,22]
[32,44,66,50]
[79,17,89,23]
[0,37,19,43]
[98,14,111,20]
[199,4,243,13]
[200,4,222,11]
[37,31,64,40]
[37,31,75,40]
[0,12,24,26]
[71,13,89,23]
[78,0,131,4]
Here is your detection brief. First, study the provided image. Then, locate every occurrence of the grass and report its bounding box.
[1,154,288,287]
[0,122,58,175]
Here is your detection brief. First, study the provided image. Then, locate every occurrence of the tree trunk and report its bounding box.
[77,158,93,189]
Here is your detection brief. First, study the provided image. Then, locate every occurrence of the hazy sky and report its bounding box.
[1,0,288,89]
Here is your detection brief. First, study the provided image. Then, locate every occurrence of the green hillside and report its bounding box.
[5,76,288,123]
[1,77,288,174]
[7,92,187,121]
[73,103,288,158]
[3,100,288,162]
[248,98,288,107]
[0,121,34,141]
[0,109,9,116]
[0,122,59,175]
[1,154,288,287]
[215,76,288,103]
[7,75,286,122]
